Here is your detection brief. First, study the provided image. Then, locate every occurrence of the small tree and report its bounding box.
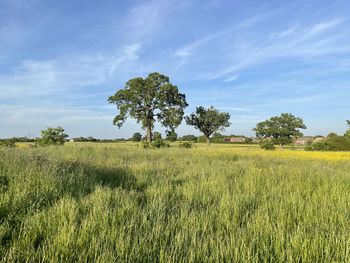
[185,106,231,146]
[108,72,188,143]
[131,132,142,142]
[345,120,350,138]
[166,130,177,142]
[253,113,306,148]
[36,127,68,146]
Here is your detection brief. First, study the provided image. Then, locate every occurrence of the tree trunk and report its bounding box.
[280,144,283,149]
[146,125,152,143]
[206,136,210,146]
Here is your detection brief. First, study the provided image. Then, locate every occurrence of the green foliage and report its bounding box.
[179,135,197,142]
[151,133,169,148]
[108,72,188,142]
[131,132,142,142]
[211,133,224,143]
[36,127,68,146]
[153,132,162,141]
[259,139,276,150]
[142,141,150,148]
[253,113,306,146]
[327,132,338,138]
[345,130,350,138]
[0,138,16,148]
[165,130,177,142]
[344,120,350,138]
[305,136,350,151]
[179,142,192,148]
[186,106,231,145]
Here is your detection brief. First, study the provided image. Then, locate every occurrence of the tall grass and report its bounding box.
[1,144,350,262]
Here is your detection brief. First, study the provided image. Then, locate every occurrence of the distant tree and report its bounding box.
[186,106,231,146]
[131,132,142,142]
[166,130,177,142]
[36,127,68,146]
[108,72,188,143]
[151,132,168,148]
[0,138,16,148]
[211,133,224,143]
[327,132,338,138]
[153,132,162,141]
[180,135,197,142]
[253,113,306,148]
[345,120,350,138]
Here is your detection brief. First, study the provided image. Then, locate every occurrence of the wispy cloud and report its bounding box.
[224,75,239,82]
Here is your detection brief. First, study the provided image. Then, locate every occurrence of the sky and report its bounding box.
[1,0,350,139]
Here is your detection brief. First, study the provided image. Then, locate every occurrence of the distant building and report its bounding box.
[223,137,246,143]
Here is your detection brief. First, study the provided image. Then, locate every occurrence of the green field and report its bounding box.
[1,143,350,262]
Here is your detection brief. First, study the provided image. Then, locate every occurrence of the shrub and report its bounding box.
[259,139,275,150]
[142,141,150,148]
[151,139,169,148]
[305,136,350,151]
[305,141,333,151]
[179,142,192,148]
[0,138,16,148]
[36,127,68,146]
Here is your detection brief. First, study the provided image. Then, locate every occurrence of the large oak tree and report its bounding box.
[185,106,231,146]
[108,73,188,142]
[253,113,306,148]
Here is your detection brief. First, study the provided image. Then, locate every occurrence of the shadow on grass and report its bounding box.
[0,156,145,248]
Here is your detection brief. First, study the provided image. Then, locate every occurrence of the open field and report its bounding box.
[1,143,350,262]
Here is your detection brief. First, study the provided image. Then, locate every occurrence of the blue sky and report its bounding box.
[1,0,350,138]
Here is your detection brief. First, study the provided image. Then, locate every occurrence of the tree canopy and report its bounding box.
[345,120,350,138]
[36,127,68,146]
[253,113,306,147]
[131,132,142,142]
[185,106,231,145]
[108,72,188,143]
[166,130,177,142]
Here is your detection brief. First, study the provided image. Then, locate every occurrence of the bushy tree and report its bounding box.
[186,106,231,146]
[166,130,177,142]
[327,132,338,138]
[253,113,306,148]
[151,132,168,148]
[259,139,276,150]
[36,127,68,146]
[345,120,350,138]
[131,132,142,142]
[108,72,188,143]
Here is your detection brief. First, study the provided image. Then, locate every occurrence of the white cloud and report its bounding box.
[224,75,239,82]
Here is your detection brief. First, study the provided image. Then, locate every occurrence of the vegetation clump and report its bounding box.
[0,138,16,148]
[35,127,68,146]
[306,135,350,151]
[179,142,192,148]
[259,139,276,150]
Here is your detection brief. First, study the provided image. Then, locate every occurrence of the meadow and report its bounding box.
[1,143,350,262]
